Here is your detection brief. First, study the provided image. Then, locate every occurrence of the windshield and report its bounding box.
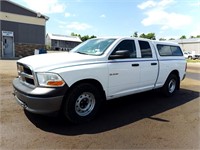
[71,38,116,56]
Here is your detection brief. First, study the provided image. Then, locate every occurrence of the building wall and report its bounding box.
[0,0,47,59]
[179,43,200,54]
[45,34,51,49]
[15,43,45,57]
[1,0,37,17]
[51,39,80,51]
[1,20,45,44]
[171,39,200,54]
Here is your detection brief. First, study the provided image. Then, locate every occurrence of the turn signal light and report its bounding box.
[47,81,65,86]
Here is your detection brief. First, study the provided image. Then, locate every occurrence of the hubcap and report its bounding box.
[168,79,176,93]
[75,92,95,116]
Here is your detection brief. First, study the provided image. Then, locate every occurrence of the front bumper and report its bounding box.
[13,78,68,114]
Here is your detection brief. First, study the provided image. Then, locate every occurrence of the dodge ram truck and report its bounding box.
[13,37,186,123]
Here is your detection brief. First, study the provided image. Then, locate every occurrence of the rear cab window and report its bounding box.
[156,44,183,56]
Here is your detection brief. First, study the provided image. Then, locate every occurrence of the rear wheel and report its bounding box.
[162,74,178,97]
[63,83,102,123]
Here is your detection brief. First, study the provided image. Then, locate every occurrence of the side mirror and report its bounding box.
[109,50,130,59]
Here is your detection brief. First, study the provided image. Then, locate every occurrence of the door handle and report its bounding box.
[151,63,157,65]
[132,64,139,67]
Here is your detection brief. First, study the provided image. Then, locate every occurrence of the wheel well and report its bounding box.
[66,79,106,100]
[169,70,180,90]
[60,79,106,112]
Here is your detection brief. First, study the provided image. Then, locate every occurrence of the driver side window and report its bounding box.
[111,40,136,59]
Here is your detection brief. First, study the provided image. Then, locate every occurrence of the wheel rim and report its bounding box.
[75,92,95,116]
[168,79,176,93]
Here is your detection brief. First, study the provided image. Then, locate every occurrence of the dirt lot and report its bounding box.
[0,60,199,149]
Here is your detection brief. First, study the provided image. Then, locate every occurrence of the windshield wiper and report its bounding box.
[77,52,89,55]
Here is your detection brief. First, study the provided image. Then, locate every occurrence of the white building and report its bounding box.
[46,33,82,51]
[170,38,200,54]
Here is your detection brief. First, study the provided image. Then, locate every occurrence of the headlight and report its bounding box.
[36,73,65,87]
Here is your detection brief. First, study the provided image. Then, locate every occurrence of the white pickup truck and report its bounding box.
[13,37,186,123]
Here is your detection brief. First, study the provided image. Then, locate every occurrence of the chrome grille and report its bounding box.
[17,63,35,87]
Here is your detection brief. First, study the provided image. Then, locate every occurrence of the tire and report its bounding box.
[63,83,102,123]
[162,74,178,97]
[188,56,192,59]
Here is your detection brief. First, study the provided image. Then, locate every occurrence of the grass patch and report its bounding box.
[186,59,200,63]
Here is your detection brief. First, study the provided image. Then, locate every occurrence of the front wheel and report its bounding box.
[162,74,178,97]
[63,83,102,123]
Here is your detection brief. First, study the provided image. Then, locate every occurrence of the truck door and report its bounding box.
[137,40,159,90]
[107,39,140,99]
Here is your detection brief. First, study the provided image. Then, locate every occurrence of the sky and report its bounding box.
[13,0,200,40]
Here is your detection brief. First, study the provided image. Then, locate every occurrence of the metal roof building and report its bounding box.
[170,38,200,54]
[46,33,82,51]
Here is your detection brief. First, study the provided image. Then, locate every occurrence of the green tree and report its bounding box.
[71,32,76,36]
[90,35,97,39]
[159,38,166,41]
[139,33,156,40]
[70,33,97,42]
[169,38,175,40]
[196,35,200,38]
[81,35,90,42]
[180,35,186,39]
[132,31,138,37]
[71,32,81,38]
[190,36,195,38]
[139,33,146,38]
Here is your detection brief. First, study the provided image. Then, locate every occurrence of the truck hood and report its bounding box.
[18,52,104,72]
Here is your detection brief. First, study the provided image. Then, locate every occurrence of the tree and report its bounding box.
[190,36,195,38]
[81,35,97,42]
[81,35,90,42]
[196,35,200,38]
[139,33,146,38]
[180,35,186,39]
[132,31,138,37]
[169,38,175,40]
[70,33,97,42]
[159,38,166,41]
[90,35,97,39]
[71,32,81,38]
[139,33,156,40]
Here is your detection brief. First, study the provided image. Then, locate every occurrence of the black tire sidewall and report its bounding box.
[162,74,178,97]
[64,83,102,123]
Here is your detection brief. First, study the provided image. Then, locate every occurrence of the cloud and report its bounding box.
[190,1,200,7]
[100,14,106,18]
[142,9,192,30]
[22,0,65,14]
[189,23,200,37]
[137,0,174,9]
[64,12,76,18]
[65,12,71,17]
[56,19,92,31]
[138,0,192,30]
[137,0,156,9]
[66,22,92,31]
